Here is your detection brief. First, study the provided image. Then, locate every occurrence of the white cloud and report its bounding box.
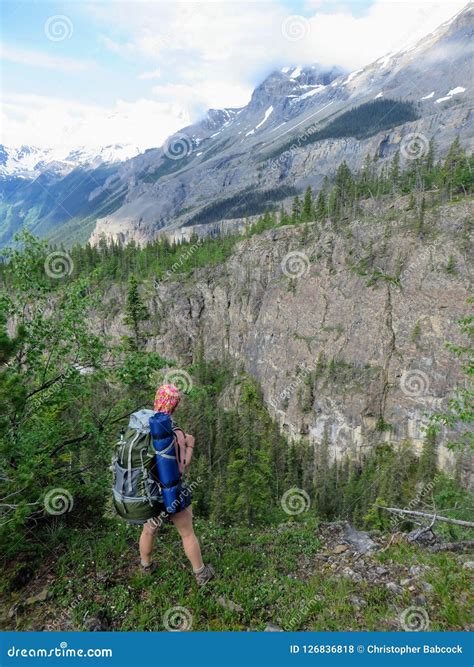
[1,92,191,151]
[138,69,162,80]
[0,44,91,71]
[92,0,468,122]
[151,80,251,116]
[94,0,466,70]
[1,0,467,150]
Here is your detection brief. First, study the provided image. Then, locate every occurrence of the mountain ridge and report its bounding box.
[0,2,472,248]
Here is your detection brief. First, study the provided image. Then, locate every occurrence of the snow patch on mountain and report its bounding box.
[255,106,274,129]
[289,65,302,79]
[291,85,327,103]
[343,69,364,85]
[377,53,393,69]
[435,86,466,103]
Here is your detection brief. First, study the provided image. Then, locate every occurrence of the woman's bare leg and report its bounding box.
[139,519,159,566]
[171,506,204,571]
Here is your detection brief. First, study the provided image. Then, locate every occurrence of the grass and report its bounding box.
[1,516,472,632]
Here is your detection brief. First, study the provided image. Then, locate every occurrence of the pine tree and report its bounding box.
[418,427,438,483]
[292,196,302,224]
[0,309,26,437]
[389,151,401,193]
[335,161,354,210]
[123,275,150,351]
[315,190,326,220]
[302,186,313,221]
[328,187,340,223]
[313,427,331,517]
[417,195,426,237]
[442,137,467,199]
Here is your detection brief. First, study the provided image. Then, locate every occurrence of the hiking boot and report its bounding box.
[139,561,158,575]
[195,564,215,586]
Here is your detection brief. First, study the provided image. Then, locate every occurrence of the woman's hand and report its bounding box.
[174,430,195,472]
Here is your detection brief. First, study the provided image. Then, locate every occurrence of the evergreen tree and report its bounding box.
[292,196,302,223]
[418,427,438,483]
[302,186,313,221]
[442,138,468,198]
[335,161,354,207]
[417,195,426,237]
[123,275,150,351]
[315,190,326,220]
[313,427,331,517]
[279,204,291,226]
[223,381,273,524]
[389,151,401,193]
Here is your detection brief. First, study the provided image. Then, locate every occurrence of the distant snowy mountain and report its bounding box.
[0,143,141,179]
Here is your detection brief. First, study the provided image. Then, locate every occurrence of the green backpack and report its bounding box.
[112,409,163,523]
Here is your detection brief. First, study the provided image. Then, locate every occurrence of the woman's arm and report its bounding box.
[173,429,195,472]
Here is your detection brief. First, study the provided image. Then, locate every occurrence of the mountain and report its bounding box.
[0,3,472,248]
[0,144,141,246]
[0,143,140,179]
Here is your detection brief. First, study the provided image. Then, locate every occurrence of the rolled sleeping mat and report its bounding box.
[149,412,188,513]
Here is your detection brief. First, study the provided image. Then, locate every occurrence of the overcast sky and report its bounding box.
[0,0,467,151]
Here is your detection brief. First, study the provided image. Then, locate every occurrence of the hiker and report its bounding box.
[138,384,214,585]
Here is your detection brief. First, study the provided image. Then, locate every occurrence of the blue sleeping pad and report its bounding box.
[149,412,189,514]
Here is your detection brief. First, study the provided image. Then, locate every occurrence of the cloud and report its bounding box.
[92,0,468,120]
[151,80,252,116]
[95,0,467,71]
[0,43,91,71]
[1,92,191,151]
[138,69,162,80]
[1,0,467,150]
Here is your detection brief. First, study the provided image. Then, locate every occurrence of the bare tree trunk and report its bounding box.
[376,505,474,528]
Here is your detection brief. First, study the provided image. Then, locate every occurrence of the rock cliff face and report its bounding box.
[98,198,473,482]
